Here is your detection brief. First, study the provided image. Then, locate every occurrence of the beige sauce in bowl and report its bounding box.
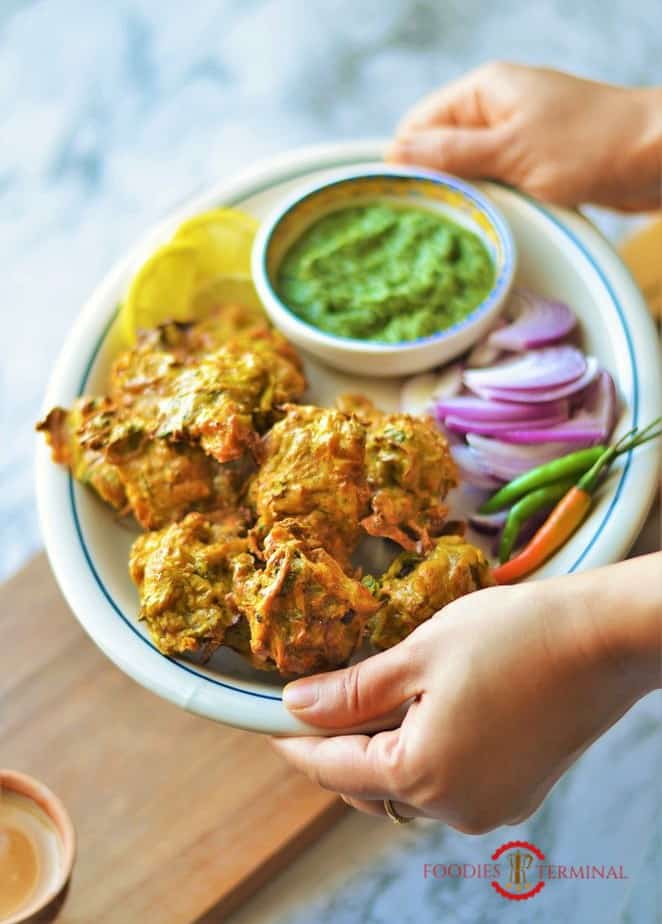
[0,789,63,921]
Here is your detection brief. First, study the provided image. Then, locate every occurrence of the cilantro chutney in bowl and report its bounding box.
[252,165,516,377]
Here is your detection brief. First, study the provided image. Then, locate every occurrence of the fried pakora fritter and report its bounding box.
[337,394,457,552]
[38,312,300,526]
[107,438,246,530]
[37,398,127,512]
[109,302,268,412]
[153,329,305,462]
[38,397,247,530]
[231,523,379,675]
[246,404,370,563]
[39,296,493,676]
[369,535,493,649]
[111,326,305,464]
[129,512,249,656]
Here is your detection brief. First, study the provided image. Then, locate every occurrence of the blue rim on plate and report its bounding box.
[69,163,638,705]
[254,165,517,350]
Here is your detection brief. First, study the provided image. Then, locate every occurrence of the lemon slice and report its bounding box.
[174,208,258,277]
[190,274,266,319]
[122,242,200,341]
[120,208,261,343]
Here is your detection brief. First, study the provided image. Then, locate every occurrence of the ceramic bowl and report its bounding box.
[35,143,662,735]
[252,164,516,376]
[0,769,75,924]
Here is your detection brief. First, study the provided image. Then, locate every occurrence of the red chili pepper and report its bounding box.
[492,418,661,584]
[493,486,591,583]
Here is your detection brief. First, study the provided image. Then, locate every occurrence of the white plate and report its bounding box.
[36,141,662,735]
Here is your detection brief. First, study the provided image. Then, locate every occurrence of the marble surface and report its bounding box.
[2,1,660,922]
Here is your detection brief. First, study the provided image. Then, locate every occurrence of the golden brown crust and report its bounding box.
[37,400,128,512]
[110,326,305,464]
[110,440,243,531]
[370,536,494,649]
[247,404,370,564]
[37,305,492,675]
[231,523,379,675]
[129,512,249,657]
[339,394,458,552]
[37,397,249,530]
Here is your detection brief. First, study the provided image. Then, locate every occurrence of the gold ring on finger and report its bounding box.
[383,798,413,824]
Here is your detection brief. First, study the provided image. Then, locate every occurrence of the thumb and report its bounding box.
[282,642,423,729]
[386,126,506,180]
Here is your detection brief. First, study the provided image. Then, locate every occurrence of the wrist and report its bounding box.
[551,554,661,697]
[603,555,661,693]
[591,555,660,694]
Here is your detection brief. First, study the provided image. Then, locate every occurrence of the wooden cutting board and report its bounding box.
[0,555,345,924]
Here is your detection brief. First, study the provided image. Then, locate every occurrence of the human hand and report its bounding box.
[272,555,660,833]
[388,62,662,211]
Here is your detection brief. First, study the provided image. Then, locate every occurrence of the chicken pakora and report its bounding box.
[369,535,494,649]
[231,523,379,675]
[337,394,458,551]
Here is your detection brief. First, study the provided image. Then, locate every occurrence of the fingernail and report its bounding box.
[283,680,318,711]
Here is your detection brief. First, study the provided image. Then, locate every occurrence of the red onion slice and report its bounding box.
[496,370,617,445]
[450,444,502,489]
[445,410,568,438]
[588,369,617,436]
[434,396,568,422]
[496,426,605,446]
[466,434,584,480]
[488,289,576,351]
[468,510,509,533]
[468,356,600,404]
[463,346,587,391]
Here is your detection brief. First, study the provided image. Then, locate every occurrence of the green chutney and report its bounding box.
[276,201,495,343]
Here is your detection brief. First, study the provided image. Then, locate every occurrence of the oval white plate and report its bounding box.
[36,141,662,735]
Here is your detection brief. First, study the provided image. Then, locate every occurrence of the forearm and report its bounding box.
[549,553,661,696]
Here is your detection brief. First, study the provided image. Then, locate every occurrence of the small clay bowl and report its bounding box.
[0,770,75,924]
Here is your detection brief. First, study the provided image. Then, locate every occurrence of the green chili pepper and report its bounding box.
[480,446,606,514]
[576,418,662,493]
[493,418,662,582]
[498,477,576,564]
